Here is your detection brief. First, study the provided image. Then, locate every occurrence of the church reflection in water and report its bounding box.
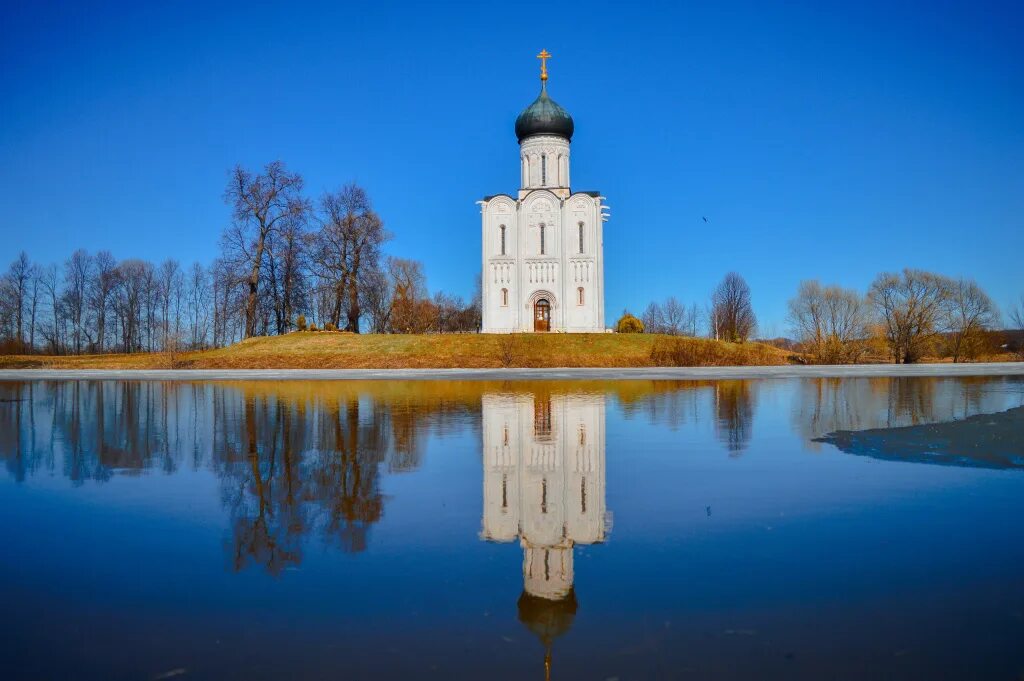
[480,392,608,679]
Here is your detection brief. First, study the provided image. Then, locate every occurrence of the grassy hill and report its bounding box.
[0,332,796,370]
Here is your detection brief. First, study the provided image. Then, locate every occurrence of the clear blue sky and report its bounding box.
[1,0,1021,333]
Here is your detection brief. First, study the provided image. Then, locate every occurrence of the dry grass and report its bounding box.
[0,332,796,370]
[650,336,793,367]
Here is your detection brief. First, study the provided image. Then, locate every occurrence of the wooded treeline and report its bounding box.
[0,161,479,355]
[627,270,1023,363]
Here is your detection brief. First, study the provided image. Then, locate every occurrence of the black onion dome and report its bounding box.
[515,84,574,142]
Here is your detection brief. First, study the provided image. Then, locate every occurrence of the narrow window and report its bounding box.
[541,478,548,514]
[578,287,584,305]
[501,288,508,306]
[501,474,508,509]
[581,477,587,513]
[499,224,506,256]
[578,222,584,253]
[541,155,547,185]
[539,223,545,255]
[503,425,509,446]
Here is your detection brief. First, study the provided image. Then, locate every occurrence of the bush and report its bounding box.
[324,322,337,332]
[295,315,307,331]
[615,312,644,334]
[309,323,319,332]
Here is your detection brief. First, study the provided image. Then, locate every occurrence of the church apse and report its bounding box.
[481,391,609,677]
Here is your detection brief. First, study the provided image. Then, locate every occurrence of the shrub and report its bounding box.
[324,322,337,332]
[497,333,519,367]
[309,323,319,332]
[295,315,307,331]
[615,312,644,334]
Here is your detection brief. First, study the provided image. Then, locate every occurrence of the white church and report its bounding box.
[479,51,608,333]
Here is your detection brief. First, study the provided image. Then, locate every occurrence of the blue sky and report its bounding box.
[1,0,1021,333]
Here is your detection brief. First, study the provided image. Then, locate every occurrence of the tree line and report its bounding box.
[622,270,1023,363]
[0,161,480,355]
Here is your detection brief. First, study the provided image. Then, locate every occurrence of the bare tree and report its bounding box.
[641,301,666,334]
[387,258,434,333]
[361,267,394,334]
[27,263,42,350]
[157,259,184,350]
[310,183,389,332]
[90,251,118,352]
[63,249,93,353]
[186,262,212,348]
[6,252,31,348]
[944,278,998,362]
[868,269,953,363]
[711,272,757,342]
[788,280,870,363]
[663,297,686,335]
[38,264,62,353]
[1010,295,1024,359]
[222,161,308,338]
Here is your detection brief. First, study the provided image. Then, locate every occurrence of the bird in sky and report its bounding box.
[702,216,709,223]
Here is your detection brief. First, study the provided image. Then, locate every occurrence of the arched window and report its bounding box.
[499,224,506,256]
[539,223,546,255]
[577,287,585,305]
[501,288,508,306]
[578,222,585,253]
[541,155,547,185]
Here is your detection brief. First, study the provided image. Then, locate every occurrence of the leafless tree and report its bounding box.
[868,269,953,363]
[310,183,389,332]
[187,262,212,348]
[157,259,184,350]
[112,259,151,352]
[1009,296,1024,359]
[387,257,434,333]
[90,250,118,352]
[63,249,93,353]
[6,252,31,348]
[711,272,757,342]
[944,278,998,362]
[37,264,62,353]
[27,263,42,350]
[663,297,687,335]
[361,267,394,334]
[1011,296,1024,331]
[788,280,870,363]
[641,301,666,334]
[222,161,308,338]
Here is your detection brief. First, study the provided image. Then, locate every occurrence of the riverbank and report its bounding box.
[2,363,1023,382]
[0,332,792,370]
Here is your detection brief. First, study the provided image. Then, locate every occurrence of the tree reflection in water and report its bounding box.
[2,376,1022,581]
[0,380,482,575]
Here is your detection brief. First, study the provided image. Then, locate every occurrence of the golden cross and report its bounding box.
[536,49,551,81]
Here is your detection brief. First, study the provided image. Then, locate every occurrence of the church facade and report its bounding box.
[479,51,608,333]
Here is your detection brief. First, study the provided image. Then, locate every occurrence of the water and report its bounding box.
[1,377,1023,680]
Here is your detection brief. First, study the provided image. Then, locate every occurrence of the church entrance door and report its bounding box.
[534,299,551,332]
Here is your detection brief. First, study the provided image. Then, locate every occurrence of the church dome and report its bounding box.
[515,84,574,143]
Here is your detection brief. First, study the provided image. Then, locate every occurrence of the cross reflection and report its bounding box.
[481,392,609,680]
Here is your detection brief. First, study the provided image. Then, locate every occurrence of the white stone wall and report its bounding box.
[480,126,606,334]
[481,393,608,600]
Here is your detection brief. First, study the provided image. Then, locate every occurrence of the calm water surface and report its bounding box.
[2,377,1023,680]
